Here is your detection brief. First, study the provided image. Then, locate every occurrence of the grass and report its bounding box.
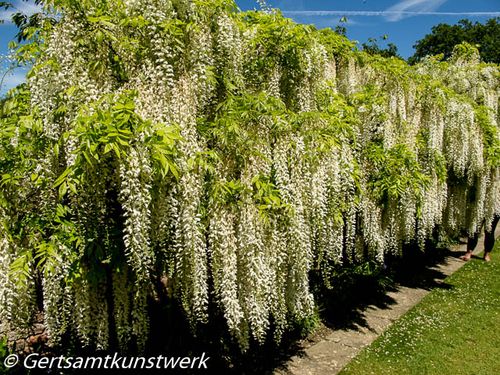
[340,242,500,375]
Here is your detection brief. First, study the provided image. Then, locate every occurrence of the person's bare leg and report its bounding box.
[461,232,479,261]
[460,251,473,261]
[483,215,498,262]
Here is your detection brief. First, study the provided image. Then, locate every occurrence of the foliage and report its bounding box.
[410,17,500,64]
[0,0,498,357]
[364,143,430,207]
[0,336,8,375]
[361,36,400,59]
[475,105,500,167]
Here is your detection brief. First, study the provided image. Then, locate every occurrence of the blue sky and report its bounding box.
[238,1,499,56]
[1,0,499,95]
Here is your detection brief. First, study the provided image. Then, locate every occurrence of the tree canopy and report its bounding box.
[361,36,400,59]
[410,18,500,64]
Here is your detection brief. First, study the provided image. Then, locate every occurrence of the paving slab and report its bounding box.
[275,228,499,375]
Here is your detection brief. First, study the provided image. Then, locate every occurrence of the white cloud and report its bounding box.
[0,1,43,23]
[384,0,447,21]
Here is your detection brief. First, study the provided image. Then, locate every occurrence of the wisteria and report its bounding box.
[0,0,498,354]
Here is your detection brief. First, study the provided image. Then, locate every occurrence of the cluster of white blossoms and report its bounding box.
[0,0,498,354]
[0,224,38,342]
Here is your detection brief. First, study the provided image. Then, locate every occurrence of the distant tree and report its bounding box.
[0,1,12,25]
[409,18,500,64]
[333,16,348,36]
[361,35,401,59]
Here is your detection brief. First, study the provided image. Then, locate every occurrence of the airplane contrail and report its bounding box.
[282,10,500,17]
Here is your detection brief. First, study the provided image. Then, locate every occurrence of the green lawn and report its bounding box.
[340,242,500,375]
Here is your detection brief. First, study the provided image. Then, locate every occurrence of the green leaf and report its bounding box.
[52,168,72,188]
[168,161,179,180]
[58,182,68,199]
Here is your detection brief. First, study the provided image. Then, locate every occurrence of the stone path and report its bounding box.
[275,228,500,375]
